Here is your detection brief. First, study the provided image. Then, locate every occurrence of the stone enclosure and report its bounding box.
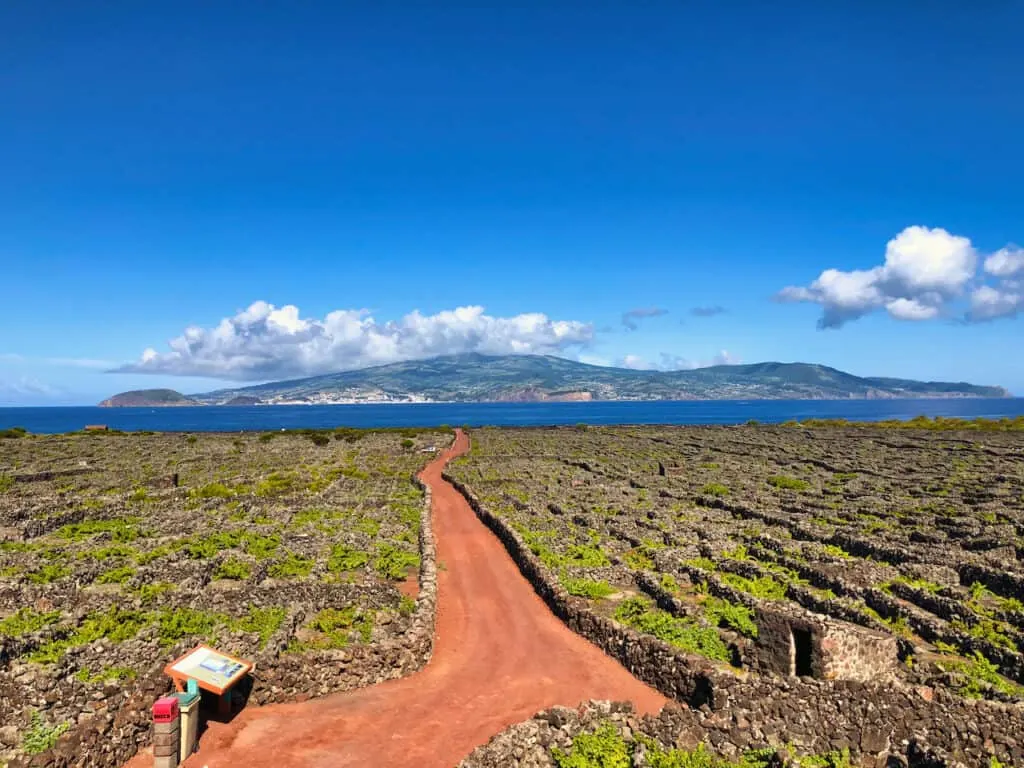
[447,423,1024,766]
[0,428,445,767]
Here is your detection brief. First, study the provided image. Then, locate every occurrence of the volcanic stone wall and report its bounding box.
[6,476,439,768]
[445,473,1024,767]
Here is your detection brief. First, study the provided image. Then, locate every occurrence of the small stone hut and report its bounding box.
[752,604,898,683]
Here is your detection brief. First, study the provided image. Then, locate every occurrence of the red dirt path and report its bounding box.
[130,430,665,768]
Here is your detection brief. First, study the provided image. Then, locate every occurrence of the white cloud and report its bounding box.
[777,225,1019,327]
[885,298,940,321]
[620,354,649,370]
[881,226,976,293]
[116,302,595,380]
[619,350,741,371]
[969,284,1023,321]
[984,246,1024,278]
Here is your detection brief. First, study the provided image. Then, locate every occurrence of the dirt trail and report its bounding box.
[134,430,665,768]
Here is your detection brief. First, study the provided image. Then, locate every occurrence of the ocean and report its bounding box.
[2,399,1024,434]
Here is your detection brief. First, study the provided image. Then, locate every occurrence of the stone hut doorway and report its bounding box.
[790,627,814,677]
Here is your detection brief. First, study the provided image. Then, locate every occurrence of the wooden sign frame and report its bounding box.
[164,643,253,697]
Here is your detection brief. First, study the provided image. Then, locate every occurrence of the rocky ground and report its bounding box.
[0,427,446,766]
[448,422,1024,766]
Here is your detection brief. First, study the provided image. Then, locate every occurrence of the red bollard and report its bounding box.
[152,696,181,768]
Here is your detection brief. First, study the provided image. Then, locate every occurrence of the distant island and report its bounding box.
[98,354,1011,407]
[99,389,199,407]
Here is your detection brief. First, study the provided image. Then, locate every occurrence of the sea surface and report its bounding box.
[2,399,1024,434]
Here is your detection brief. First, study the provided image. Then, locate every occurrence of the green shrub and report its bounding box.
[268,552,314,580]
[96,565,135,585]
[29,607,150,663]
[154,608,224,646]
[133,582,175,605]
[27,563,71,584]
[373,544,420,580]
[356,517,381,537]
[938,651,1024,699]
[0,474,14,493]
[720,572,788,600]
[184,530,242,559]
[701,483,729,497]
[54,517,141,542]
[242,532,281,560]
[398,595,417,616]
[564,543,609,568]
[304,606,374,647]
[189,482,235,500]
[256,471,298,497]
[22,710,69,755]
[215,557,251,580]
[327,544,370,573]
[234,606,286,649]
[561,575,615,599]
[614,597,731,663]
[0,607,61,638]
[401,438,415,449]
[702,596,758,638]
[0,426,28,439]
[767,475,810,492]
[552,723,630,768]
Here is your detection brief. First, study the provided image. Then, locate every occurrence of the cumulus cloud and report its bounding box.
[690,305,727,317]
[621,307,668,331]
[618,350,740,371]
[777,226,1021,328]
[116,302,595,380]
[984,246,1024,278]
[969,283,1023,322]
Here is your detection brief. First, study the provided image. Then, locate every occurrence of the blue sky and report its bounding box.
[2,2,1022,404]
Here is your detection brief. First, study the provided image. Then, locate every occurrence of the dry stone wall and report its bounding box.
[458,701,982,768]
[5,474,439,768]
[445,472,1024,767]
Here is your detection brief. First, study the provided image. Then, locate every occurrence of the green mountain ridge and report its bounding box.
[99,354,1011,406]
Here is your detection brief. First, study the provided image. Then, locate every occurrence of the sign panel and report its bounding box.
[165,644,252,696]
